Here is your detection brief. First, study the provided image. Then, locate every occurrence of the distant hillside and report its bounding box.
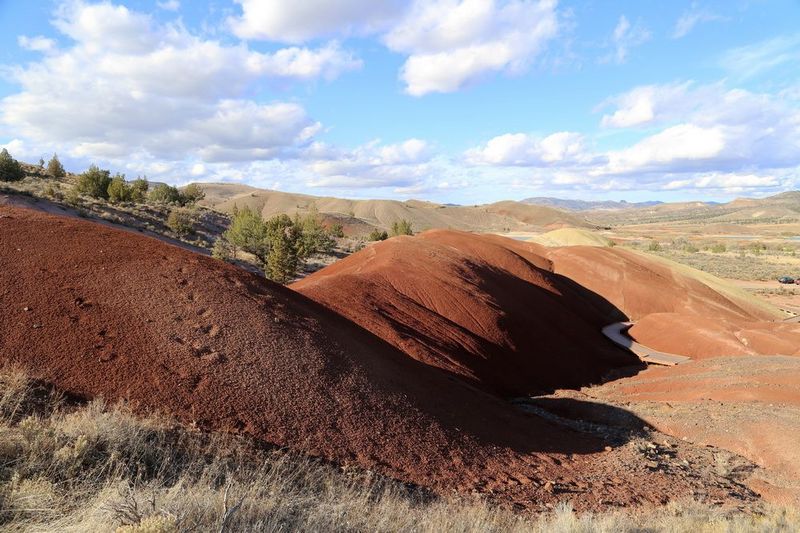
[522,197,663,211]
[586,191,800,226]
[198,183,591,236]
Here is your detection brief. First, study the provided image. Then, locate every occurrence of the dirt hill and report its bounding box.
[0,206,759,511]
[545,246,783,322]
[197,183,590,236]
[294,230,638,396]
[528,228,612,247]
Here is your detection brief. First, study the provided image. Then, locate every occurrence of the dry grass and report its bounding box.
[1,366,798,532]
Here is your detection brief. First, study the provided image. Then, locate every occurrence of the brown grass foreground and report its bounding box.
[0,368,797,532]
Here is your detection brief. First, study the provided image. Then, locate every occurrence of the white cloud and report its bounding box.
[663,173,779,192]
[599,82,800,175]
[229,0,404,43]
[467,80,800,193]
[249,42,362,81]
[156,0,180,11]
[602,15,650,64]
[605,124,727,174]
[304,138,434,189]
[600,82,693,128]
[17,36,57,53]
[1,1,360,170]
[720,34,800,80]
[465,131,590,166]
[672,4,723,39]
[386,0,560,96]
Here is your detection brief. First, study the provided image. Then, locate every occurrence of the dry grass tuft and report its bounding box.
[0,367,797,532]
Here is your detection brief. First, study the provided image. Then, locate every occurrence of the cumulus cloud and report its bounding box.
[386,0,560,96]
[605,124,728,174]
[465,131,591,166]
[304,138,434,189]
[229,0,404,43]
[599,82,693,128]
[0,1,361,169]
[602,15,650,64]
[663,173,779,192]
[601,82,800,175]
[468,80,800,193]
[672,4,723,39]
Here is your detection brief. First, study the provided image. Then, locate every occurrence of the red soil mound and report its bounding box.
[5,206,743,510]
[545,246,778,322]
[293,230,637,396]
[629,313,800,358]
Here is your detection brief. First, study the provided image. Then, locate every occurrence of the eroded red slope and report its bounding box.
[293,230,637,396]
[0,207,758,510]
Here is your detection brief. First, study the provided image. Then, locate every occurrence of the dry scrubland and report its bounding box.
[1,367,798,533]
[621,239,800,281]
[0,163,228,251]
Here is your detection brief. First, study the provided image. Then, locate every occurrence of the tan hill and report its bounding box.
[197,183,590,236]
[587,191,800,226]
[528,228,612,247]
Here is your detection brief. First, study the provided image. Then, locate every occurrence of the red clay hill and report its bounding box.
[293,230,638,396]
[0,206,755,510]
[546,246,779,322]
[545,246,796,358]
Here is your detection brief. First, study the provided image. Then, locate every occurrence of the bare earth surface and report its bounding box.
[580,356,800,504]
[545,246,782,322]
[293,230,637,396]
[0,206,767,512]
[629,313,800,358]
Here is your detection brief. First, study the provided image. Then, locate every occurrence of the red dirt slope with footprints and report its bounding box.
[0,207,757,510]
[293,230,638,396]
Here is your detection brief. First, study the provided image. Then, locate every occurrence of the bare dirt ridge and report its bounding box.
[0,206,763,512]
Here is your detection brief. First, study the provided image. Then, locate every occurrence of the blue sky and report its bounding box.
[0,0,799,204]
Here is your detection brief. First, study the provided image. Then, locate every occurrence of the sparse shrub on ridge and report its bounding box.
[181,183,205,205]
[368,229,389,241]
[76,165,112,199]
[46,153,66,178]
[107,174,133,203]
[167,207,194,236]
[148,183,204,206]
[148,183,182,205]
[327,222,345,238]
[295,206,335,259]
[391,219,413,237]
[224,205,270,261]
[221,206,340,283]
[0,148,25,182]
[130,177,149,202]
[211,236,234,261]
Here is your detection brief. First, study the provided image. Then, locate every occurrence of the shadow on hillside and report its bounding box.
[273,278,650,456]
